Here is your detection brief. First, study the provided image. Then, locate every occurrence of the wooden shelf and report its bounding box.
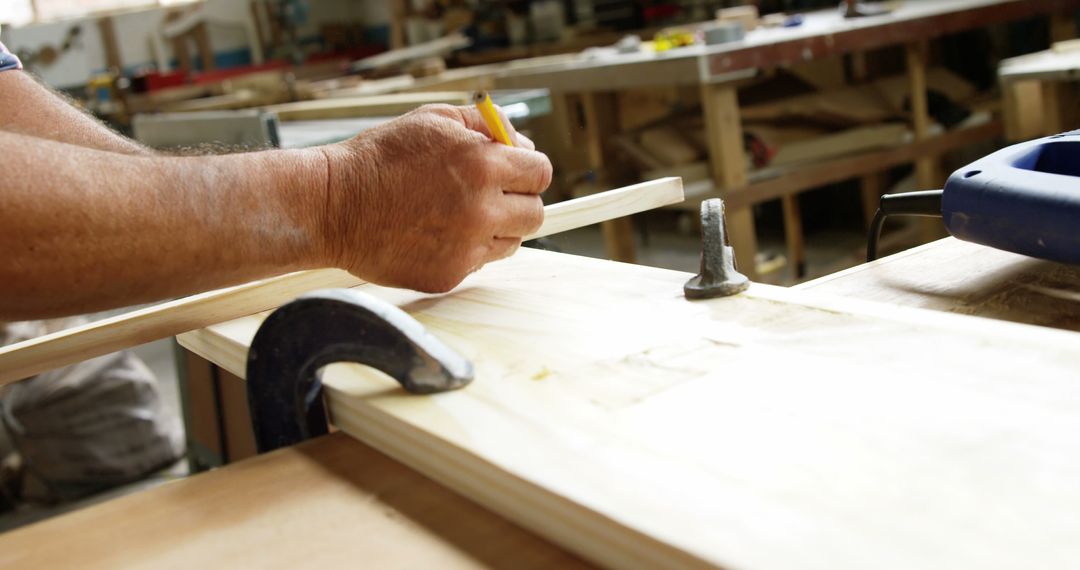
[665,119,1002,211]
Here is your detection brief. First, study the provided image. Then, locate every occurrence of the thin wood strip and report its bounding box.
[265,92,472,121]
[0,178,683,385]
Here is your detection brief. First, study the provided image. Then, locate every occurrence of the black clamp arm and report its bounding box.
[245,289,473,453]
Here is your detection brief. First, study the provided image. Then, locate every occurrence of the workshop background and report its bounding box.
[1,0,1078,552]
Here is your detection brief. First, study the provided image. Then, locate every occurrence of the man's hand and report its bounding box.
[318,104,553,293]
[0,100,549,319]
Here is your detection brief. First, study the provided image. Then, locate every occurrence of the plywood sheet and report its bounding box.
[180,248,1080,570]
[0,433,590,569]
[265,92,472,121]
[798,237,1080,331]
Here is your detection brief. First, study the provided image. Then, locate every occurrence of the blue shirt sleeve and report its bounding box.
[0,41,22,72]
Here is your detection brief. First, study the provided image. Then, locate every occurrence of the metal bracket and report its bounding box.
[246,289,473,453]
[684,198,750,299]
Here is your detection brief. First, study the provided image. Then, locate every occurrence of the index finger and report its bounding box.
[486,145,553,196]
[437,103,536,150]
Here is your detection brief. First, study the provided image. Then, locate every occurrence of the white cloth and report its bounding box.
[1,320,184,500]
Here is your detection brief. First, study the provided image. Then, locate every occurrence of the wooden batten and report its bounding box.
[0,179,684,385]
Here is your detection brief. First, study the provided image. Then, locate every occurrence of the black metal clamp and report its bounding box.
[245,289,473,453]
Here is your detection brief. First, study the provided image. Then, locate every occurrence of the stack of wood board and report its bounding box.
[263,92,474,121]
[179,247,1080,570]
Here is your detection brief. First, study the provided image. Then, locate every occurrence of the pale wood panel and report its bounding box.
[906,41,939,191]
[181,248,1080,570]
[798,237,1080,332]
[0,179,683,385]
[0,432,590,569]
[700,83,758,280]
[265,92,473,121]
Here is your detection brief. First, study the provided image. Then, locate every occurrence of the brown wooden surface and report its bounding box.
[582,91,638,263]
[218,367,257,463]
[497,1,1080,92]
[0,433,590,569]
[906,42,937,191]
[700,82,758,279]
[264,92,472,121]
[722,120,1001,210]
[1041,81,1076,134]
[96,17,121,71]
[706,0,1080,78]
[797,237,1080,332]
[496,0,1052,277]
[859,172,886,229]
[183,348,223,465]
[1002,79,1044,142]
[1051,10,1077,43]
[193,21,215,72]
[781,195,805,279]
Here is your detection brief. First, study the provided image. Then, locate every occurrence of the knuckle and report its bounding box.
[499,241,521,260]
[426,277,458,294]
[530,198,545,231]
[416,103,455,117]
[459,199,493,230]
[533,157,553,192]
[469,152,499,187]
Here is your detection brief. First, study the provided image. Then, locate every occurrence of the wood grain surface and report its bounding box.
[0,178,682,385]
[180,247,1080,570]
[0,432,590,569]
[798,237,1080,332]
[265,92,472,121]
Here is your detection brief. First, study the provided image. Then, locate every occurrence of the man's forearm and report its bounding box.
[0,130,329,319]
[0,71,152,156]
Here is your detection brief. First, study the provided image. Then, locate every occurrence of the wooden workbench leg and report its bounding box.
[700,83,758,280]
[390,0,408,49]
[905,41,946,242]
[582,92,636,263]
[849,50,869,83]
[1051,11,1077,43]
[860,172,886,230]
[97,17,123,72]
[1042,82,1075,134]
[1042,6,1077,136]
[906,42,936,190]
[534,92,579,201]
[781,195,805,280]
[194,22,216,72]
[1002,80,1046,142]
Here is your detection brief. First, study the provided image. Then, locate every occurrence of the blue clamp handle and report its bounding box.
[943,130,1080,264]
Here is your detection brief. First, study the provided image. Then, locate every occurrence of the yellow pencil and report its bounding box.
[473,91,515,147]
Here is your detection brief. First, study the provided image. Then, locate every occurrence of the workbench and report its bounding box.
[0,431,588,568]
[4,237,1079,568]
[797,236,1080,331]
[274,89,552,148]
[493,0,1080,277]
[1000,44,1080,142]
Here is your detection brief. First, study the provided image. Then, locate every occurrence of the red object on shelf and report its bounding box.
[133,45,384,93]
[141,70,188,91]
[191,60,292,85]
[643,4,681,22]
